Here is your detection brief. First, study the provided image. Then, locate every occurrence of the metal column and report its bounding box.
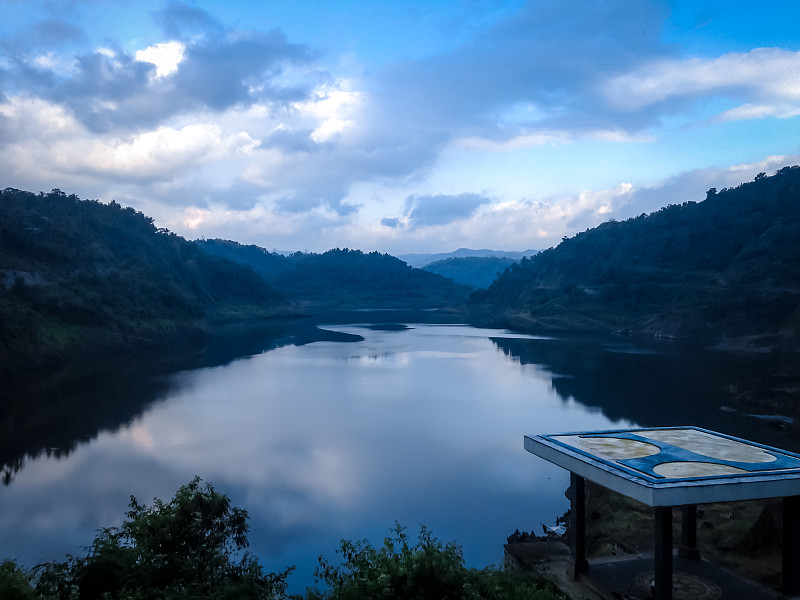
[654,506,673,600]
[568,472,588,578]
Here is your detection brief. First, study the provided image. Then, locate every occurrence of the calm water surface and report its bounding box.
[1,320,796,592]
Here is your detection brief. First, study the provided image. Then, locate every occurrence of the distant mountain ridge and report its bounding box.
[397,248,538,268]
[0,190,472,373]
[468,166,800,350]
[196,240,470,309]
[422,256,521,289]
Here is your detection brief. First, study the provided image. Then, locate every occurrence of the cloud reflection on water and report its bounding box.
[1,324,634,592]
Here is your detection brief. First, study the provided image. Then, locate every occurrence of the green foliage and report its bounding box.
[0,188,292,373]
[196,242,471,309]
[0,560,37,600]
[3,485,566,600]
[423,257,519,289]
[470,167,800,345]
[310,523,565,600]
[32,477,292,600]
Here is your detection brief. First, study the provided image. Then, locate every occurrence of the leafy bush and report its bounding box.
[309,523,566,600]
[4,482,566,600]
[0,560,37,600]
[32,477,292,600]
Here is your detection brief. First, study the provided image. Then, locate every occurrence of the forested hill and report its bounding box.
[469,166,800,349]
[0,188,295,372]
[423,256,520,289]
[196,240,471,309]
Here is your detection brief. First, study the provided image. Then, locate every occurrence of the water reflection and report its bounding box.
[2,322,797,594]
[491,335,800,450]
[0,321,362,485]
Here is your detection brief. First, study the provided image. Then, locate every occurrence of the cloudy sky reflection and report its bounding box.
[0,325,630,591]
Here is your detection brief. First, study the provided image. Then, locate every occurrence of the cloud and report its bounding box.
[402,192,492,229]
[602,48,800,119]
[371,0,673,145]
[135,41,185,78]
[381,217,401,228]
[30,19,86,48]
[2,1,799,255]
[155,4,225,40]
[2,22,316,134]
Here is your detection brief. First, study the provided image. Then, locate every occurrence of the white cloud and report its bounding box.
[76,124,258,179]
[0,95,81,140]
[135,41,185,78]
[292,82,364,143]
[454,131,570,152]
[603,48,800,118]
[717,102,800,122]
[0,97,259,186]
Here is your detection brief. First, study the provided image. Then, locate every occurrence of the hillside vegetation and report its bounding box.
[0,188,295,372]
[423,256,520,289]
[196,240,470,309]
[469,166,800,349]
[0,189,471,373]
[398,248,537,268]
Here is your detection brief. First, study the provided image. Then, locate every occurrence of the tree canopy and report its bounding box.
[0,479,566,600]
[469,167,800,347]
[0,188,294,373]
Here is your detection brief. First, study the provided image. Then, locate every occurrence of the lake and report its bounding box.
[2,316,798,593]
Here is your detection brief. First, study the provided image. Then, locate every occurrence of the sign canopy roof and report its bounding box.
[525,427,800,506]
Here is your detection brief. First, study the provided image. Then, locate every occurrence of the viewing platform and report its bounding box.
[521,427,800,599]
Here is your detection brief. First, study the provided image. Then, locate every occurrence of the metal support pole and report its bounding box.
[679,504,700,559]
[654,506,673,600]
[568,472,588,578]
[783,495,800,595]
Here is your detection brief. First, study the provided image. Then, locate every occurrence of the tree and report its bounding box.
[310,523,565,600]
[0,560,37,600]
[33,477,292,600]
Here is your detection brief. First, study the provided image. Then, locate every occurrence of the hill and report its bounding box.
[196,240,471,310]
[0,188,296,373]
[469,167,800,349]
[397,248,537,268]
[423,256,519,289]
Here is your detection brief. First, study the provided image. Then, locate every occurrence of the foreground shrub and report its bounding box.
[0,560,37,600]
[6,480,567,600]
[33,477,292,600]
[309,522,567,600]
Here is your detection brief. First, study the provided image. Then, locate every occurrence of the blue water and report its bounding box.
[0,321,791,592]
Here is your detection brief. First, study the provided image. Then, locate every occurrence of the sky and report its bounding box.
[1,0,800,254]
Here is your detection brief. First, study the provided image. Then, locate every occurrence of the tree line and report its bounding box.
[469,167,800,347]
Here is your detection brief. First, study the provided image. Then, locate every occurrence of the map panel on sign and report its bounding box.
[548,427,800,482]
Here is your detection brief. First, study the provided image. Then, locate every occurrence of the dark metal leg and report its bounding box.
[568,472,588,578]
[783,495,800,595]
[654,506,673,600]
[679,504,700,559]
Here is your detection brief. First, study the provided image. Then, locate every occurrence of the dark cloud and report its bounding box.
[155,4,225,40]
[31,19,86,47]
[261,128,321,153]
[174,31,312,111]
[274,191,360,217]
[403,192,491,228]
[2,24,317,133]
[381,217,401,228]
[373,0,675,142]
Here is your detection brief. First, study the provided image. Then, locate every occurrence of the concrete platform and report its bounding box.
[505,540,783,600]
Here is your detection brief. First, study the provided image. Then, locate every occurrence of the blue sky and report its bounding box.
[2,0,800,254]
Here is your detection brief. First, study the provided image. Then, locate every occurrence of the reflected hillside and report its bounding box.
[491,335,800,450]
[0,322,362,485]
